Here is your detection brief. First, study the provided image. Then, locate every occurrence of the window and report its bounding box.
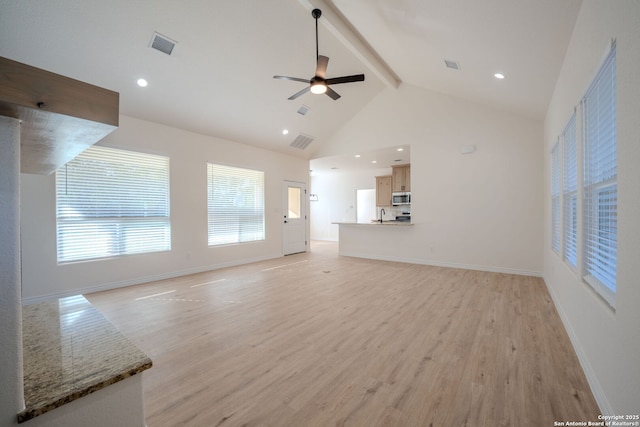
[563,112,578,268]
[582,43,617,307]
[551,142,561,254]
[56,146,170,263]
[207,163,264,246]
[288,187,302,219]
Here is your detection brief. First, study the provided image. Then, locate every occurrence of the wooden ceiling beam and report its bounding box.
[0,56,119,175]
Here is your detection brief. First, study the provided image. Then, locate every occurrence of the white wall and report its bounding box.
[22,375,145,427]
[20,115,309,302]
[314,83,543,275]
[543,0,640,414]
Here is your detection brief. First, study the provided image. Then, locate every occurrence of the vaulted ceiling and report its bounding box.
[0,0,582,163]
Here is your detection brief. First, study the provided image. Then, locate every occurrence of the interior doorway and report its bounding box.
[356,188,376,223]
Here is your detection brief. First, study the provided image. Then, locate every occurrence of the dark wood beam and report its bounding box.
[0,56,119,175]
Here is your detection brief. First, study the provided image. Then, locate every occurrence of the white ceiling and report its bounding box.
[311,144,411,174]
[0,0,582,167]
[332,0,582,119]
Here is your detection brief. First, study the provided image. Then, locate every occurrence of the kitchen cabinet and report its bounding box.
[392,164,411,192]
[375,175,392,207]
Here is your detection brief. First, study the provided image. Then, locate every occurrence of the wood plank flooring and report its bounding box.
[86,241,600,426]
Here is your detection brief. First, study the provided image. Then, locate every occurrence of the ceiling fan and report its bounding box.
[273,8,365,101]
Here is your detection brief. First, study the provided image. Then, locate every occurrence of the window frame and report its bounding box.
[562,111,578,269]
[551,141,561,254]
[207,162,265,247]
[56,145,171,263]
[581,42,617,308]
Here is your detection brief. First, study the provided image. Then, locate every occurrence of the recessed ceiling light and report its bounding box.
[137,78,148,87]
[371,160,377,164]
[397,148,404,152]
[282,129,289,135]
[494,73,505,79]
[355,154,361,158]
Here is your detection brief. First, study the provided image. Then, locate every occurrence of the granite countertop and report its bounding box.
[18,295,152,423]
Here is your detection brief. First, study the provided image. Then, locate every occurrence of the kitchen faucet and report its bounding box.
[380,208,385,223]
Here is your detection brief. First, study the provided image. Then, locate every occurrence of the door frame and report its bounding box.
[282,180,308,255]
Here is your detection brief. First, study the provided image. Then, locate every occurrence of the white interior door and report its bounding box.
[283,181,307,255]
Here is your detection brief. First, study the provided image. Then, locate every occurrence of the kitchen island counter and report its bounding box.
[332,221,413,226]
[19,295,152,424]
[333,221,417,263]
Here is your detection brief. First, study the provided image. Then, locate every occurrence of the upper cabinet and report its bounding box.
[375,175,392,207]
[0,56,119,175]
[392,164,410,192]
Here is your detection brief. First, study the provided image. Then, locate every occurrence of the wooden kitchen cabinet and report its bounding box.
[375,175,392,206]
[0,56,119,175]
[392,164,411,192]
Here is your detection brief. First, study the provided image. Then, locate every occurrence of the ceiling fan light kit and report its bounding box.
[273,8,365,101]
[310,80,327,94]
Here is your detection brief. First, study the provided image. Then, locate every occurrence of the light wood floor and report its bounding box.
[86,241,600,427]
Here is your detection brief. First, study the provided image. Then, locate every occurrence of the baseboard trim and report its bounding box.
[338,251,543,277]
[21,254,282,305]
[542,275,612,415]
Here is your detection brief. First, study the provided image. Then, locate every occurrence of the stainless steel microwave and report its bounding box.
[392,192,411,205]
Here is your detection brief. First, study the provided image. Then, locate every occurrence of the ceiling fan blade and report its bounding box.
[275,9,364,101]
[316,55,329,78]
[274,75,310,84]
[288,86,311,100]
[325,74,365,85]
[325,86,341,100]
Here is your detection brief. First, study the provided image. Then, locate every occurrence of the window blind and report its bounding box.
[582,43,617,305]
[207,163,265,246]
[562,112,578,268]
[551,142,561,254]
[56,146,171,263]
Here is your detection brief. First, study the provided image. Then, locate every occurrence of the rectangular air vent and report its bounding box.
[297,105,310,116]
[150,32,177,55]
[444,59,460,70]
[290,133,314,150]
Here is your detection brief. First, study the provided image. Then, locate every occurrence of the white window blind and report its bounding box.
[551,142,561,254]
[56,146,171,263]
[207,163,265,246]
[563,112,578,268]
[582,43,617,306]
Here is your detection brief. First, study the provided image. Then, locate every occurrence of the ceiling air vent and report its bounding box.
[297,105,310,116]
[290,133,314,150]
[444,59,460,70]
[150,32,177,56]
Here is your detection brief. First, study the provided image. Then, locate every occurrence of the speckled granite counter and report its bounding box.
[333,221,414,226]
[18,295,152,423]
